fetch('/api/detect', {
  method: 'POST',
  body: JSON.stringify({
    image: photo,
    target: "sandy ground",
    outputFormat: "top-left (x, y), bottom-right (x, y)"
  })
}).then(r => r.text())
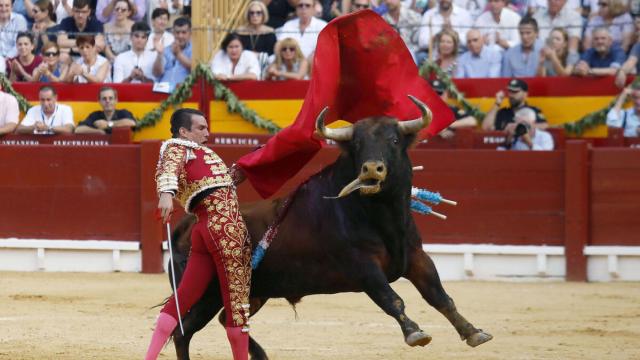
top-left (0, 272), bottom-right (639, 360)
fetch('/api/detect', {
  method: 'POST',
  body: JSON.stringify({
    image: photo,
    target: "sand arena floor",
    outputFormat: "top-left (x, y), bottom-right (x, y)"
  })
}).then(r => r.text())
top-left (0, 272), bottom-right (639, 360)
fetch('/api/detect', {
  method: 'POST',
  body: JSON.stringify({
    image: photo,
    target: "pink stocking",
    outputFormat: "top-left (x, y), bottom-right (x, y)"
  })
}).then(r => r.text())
top-left (226, 327), bottom-right (249, 360)
top-left (144, 312), bottom-right (177, 360)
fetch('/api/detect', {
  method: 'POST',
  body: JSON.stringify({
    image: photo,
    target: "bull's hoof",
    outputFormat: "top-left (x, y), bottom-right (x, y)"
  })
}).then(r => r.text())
top-left (465, 330), bottom-right (493, 347)
top-left (405, 331), bottom-right (432, 347)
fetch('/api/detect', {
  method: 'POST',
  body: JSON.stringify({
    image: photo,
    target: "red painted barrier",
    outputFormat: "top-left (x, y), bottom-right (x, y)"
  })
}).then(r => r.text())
top-left (1, 143), bottom-right (639, 275)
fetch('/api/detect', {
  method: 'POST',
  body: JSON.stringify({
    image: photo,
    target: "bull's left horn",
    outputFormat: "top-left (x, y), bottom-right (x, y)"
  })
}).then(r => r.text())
top-left (398, 95), bottom-right (433, 135)
top-left (315, 106), bottom-right (354, 142)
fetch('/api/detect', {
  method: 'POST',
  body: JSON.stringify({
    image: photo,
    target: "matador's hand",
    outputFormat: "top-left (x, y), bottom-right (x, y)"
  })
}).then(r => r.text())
top-left (230, 164), bottom-right (247, 186)
top-left (158, 192), bottom-right (174, 223)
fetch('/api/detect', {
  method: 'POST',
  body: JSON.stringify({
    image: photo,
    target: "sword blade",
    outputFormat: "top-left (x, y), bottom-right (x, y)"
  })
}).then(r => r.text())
top-left (166, 222), bottom-right (185, 336)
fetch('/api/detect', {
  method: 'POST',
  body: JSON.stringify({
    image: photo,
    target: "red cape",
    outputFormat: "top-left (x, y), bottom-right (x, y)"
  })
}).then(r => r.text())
top-left (237, 10), bottom-right (454, 199)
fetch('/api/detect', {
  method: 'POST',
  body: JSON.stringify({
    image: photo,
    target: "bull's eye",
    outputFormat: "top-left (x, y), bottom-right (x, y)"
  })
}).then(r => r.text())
top-left (392, 137), bottom-right (399, 145)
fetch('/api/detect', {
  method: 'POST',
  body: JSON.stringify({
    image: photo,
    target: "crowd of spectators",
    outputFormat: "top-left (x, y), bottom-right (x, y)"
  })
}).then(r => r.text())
top-left (0, 0), bottom-right (640, 145)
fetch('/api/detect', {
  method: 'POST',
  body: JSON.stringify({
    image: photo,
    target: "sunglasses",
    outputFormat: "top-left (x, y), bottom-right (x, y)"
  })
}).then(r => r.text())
top-left (353, 3), bottom-right (370, 8)
top-left (297, 3), bottom-right (312, 8)
top-left (114, 7), bottom-right (129, 12)
top-left (597, 2), bottom-right (608, 5)
top-left (248, 10), bottom-right (263, 16)
top-left (43, 51), bottom-right (59, 57)
top-left (281, 46), bottom-right (296, 52)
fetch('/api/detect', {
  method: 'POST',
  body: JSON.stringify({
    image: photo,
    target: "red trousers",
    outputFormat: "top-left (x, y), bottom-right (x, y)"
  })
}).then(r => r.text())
top-left (161, 187), bottom-right (252, 329)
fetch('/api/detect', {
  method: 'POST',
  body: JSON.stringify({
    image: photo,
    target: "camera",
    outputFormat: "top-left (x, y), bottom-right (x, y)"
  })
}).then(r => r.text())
top-left (514, 123), bottom-right (529, 137)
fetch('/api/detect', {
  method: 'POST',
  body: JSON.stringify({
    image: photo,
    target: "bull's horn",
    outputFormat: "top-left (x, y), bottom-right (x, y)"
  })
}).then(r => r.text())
top-left (315, 106), bottom-right (354, 142)
top-left (323, 178), bottom-right (366, 199)
top-left (398, 95), bottom-right (433, 135)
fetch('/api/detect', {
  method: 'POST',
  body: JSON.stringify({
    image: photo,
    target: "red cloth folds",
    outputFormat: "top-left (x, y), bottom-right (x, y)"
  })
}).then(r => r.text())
top-left (237, 10), bottom-right (454, 199)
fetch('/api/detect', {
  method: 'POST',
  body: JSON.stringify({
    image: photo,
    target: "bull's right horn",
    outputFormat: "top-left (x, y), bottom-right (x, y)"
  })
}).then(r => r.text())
top-left (315, 106), bottom-right (354, 142)
top-left (398, 95), bottom-right (433, 135)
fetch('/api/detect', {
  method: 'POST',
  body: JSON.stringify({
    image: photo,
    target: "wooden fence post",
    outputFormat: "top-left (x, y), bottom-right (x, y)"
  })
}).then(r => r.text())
top-left (140, 140), bottom-right (164, 273)
top-left (564, 140), bottom-right (590, 281)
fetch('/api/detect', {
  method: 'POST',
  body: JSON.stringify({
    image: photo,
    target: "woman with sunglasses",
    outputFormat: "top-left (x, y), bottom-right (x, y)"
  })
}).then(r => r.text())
top-left (103, 0), bottom-right (135, 62)
top-left (30, 0), bottom-right (57, 55)
top-left (210, 32), bottom-right (261, 81)
top-left (266, 38), bottom-right (309, 80)
top-left (6, 32), bottom-right (43, 82)
top-left (236, 1), bottom-right (277, 56)
top-left (32, 42), bottom-right (69, 82)
top-left (583, 0), bottom-right (634, 52)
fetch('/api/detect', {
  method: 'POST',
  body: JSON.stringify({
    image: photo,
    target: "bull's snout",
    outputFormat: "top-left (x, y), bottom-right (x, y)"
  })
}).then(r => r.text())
top-left (361, 161), bottom-right (387, 181)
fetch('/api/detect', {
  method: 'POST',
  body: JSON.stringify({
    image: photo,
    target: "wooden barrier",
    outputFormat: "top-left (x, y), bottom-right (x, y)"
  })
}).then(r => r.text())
top-left (1, 142), bottom-right (639, 275)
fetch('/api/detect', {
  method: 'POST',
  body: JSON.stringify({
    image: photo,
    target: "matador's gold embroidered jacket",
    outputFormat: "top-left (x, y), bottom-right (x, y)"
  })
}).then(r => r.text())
top-left (156, 138), bottom-right (233, 213)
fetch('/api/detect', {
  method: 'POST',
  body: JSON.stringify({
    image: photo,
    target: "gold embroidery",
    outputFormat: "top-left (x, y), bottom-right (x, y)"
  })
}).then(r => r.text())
top-left (203, 188), bottom-right (252, 328)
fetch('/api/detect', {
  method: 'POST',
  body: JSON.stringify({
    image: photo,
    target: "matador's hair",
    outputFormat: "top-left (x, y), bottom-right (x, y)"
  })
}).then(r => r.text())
top-left (170, 108), bottom-right (205, 138)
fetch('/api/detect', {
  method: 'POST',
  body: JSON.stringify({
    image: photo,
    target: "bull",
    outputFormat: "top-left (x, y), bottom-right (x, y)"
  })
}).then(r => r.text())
top-left (168, 97), bottom-right (492, 359)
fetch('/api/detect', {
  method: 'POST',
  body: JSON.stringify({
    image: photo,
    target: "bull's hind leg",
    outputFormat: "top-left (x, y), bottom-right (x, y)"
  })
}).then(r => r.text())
top-left (218, 297), bottom-right (270, 360)
top-left (405, 248), bottom-right (493, 347)
top-left (356, 260), bottom-right (432, 347)
top-left (173, 282), bottom-right (223, 360)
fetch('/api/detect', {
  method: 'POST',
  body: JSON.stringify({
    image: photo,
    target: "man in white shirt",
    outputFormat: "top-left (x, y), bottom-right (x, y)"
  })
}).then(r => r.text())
top-left (418, 0), bottom-right (473, 52)
top-left (17, 86), bottom-right (74, 135)
top-left (0, 82), bottom-right (19, 135)
top-left (0, 0), bottom-right (27, 58)
top-left (533, 0), bottom-right (582, 53)
top-left (506, 107), bottom-right (554, 150)
top-left (276, 0), bottom-right (327, 59)
top-left (113, 22), bottom-right (158, 83)
top-left (474, 0), bottom-right (521, 50)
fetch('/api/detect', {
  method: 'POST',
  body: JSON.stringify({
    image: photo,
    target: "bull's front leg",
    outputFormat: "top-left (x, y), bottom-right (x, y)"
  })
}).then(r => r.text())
top-left (404, 247), bottom-right (493, 347)
top-left (354, 259), bottom-right (433, 347)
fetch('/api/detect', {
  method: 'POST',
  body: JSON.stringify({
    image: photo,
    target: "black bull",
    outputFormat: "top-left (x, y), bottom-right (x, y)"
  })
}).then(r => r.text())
top-left (167, 99), bottom-right (492, 359)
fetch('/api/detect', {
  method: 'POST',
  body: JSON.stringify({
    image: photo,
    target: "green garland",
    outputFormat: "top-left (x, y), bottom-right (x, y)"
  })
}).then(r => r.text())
top-left (562, 75), bottom-right (640, 135)
top-left (135, 63), bottom-right (282, 133)
top-left (419, 61), bottom-right (486, 121)
top-left (0, 73), bottom-right (32, 113)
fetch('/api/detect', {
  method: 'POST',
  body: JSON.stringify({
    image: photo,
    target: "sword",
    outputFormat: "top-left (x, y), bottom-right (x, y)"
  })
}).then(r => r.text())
top-left (166, 222), bottom-right (185, 336)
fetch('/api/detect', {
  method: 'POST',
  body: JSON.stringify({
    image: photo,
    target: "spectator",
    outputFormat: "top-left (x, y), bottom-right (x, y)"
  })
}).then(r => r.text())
top-left (456, 28), bottom-right (502, 78)
top-left (533, 0), bottom-right (582, 54)
top-left (266, 37), bottom-right (309, 80)
top-left (614, 41), bottom-right (640, 88)
top-left (433, 28), bottom-right (459, 76)
top-left (501, 16), bottom-right (541, 77)
top-left (504, 107), bottom-right (554, 150)
top-left (103, 0), bottom-right (135, 62)
top-left (430, 79), bottom-right (478, 139)
top-left (382, 0), bottom-right (421, 59)
top-left (17, 85), bottom-right (74, 134)
top-left (57, 0), bottom-right (106, 57)
top-left (11, 0), bottom-right (33, 22)
top-left (265, 0), bottom-right (297, 29)
top-left (30, 0), bottom-right (58, 55)
top-left (6, 32), bottom-right (43, 82)
top-left (573, 27), bottom-right (625, 77)
top-left (145, 7), bottom-right (174, 52)
top-left (418, 0), bottom-right (473, 59)
top-left (236, 1), bottom-right (277, 56)
top-left (276, 0), bottom-right (327, 59)
top-left (630, 14), bottom-right (640, 46)
top-left (314, 0), bottom-right (343, 21)
top-left (583, 0), bottom-right (634, 53)
top-left (0, 0), bottom-right (28, 59)
top-left (97, 0), bottom-right (146, 23)
top-left (606, 84), bottom-right (640, 137)
top-left (482, 78), bottom-right (547, 131)
top-left (0, 54), bottom-right (5, 73)
top-left (473, 0), bottom-right (521, 50)
top-left (66, 34), bottom-right (112, 83)
top-left (349, 0), bottom-right (371, 13)
top-left (0, 82), bottom-right (19, 135)
top-left (536, 27), bottom-right (578, 76)
top-left (113, 21), bottom-right (156, 83)
top-left (76, 86), bottom-right (136, 134)
top-left (211, 33), bottom-right (260, 81)
top-left (152, 16), bottom-right (192, 89)
top-left (147, 0), bottom-right (185, 26)
top-left (32, 42), bottom-right (70, 82)
top-left (455, 0), bottom-right (486, 20)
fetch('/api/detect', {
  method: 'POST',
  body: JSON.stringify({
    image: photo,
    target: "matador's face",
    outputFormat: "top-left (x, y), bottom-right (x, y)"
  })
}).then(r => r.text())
top-left (181, 115), bottom-right (209, 144)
